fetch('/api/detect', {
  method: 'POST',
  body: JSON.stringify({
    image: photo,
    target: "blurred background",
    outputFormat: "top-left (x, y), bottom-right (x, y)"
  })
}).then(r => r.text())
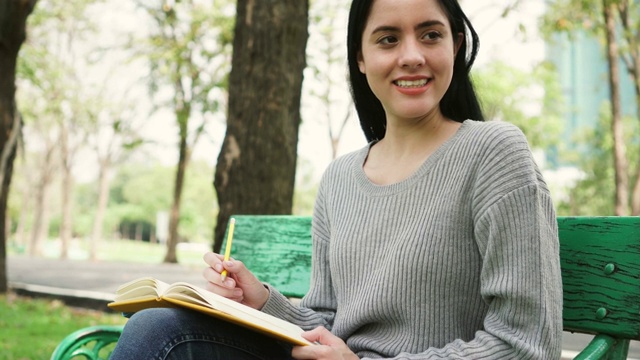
top-left (2, 0), bottom-right (638, 266)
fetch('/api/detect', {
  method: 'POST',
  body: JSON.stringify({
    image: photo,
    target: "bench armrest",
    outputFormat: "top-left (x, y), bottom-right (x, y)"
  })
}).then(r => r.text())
top-left (50, 325), bottom-right (124, 360)
top-left (573, 334), bottom-right (630, 360)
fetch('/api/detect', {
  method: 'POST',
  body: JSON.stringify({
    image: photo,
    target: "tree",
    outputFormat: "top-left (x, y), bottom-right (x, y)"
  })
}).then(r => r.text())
top-left (307, 0), bottom-right (353, 160)
top-left (473, 60), bottom-right (564, 151)
top-left (558, 109), bottom-right (638, 215)
top-left (134, 0), bottom-right (234, 263)
top-left (213, 0), bottom-right (309, 252)
top-left (26, 126), bottom-right (57, 257)
top-left (602, 0), bottom-right (628, 215)
top-left (543, 0), bottom-right (640, 215)
top-left (617, 0), bottom-right (640, 214)
top-left (86, 99), bottom-right (142, 260)
top-left (16, 0), bottom-right (98, 257)
top-left (0, 0), bottom-right (39, 293)
top-left (104, 160), bottom-right (216, 244)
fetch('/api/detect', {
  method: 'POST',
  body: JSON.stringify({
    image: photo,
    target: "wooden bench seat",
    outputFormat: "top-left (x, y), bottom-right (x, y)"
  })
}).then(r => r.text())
top-left (51, 215), bottom-right (640, 360)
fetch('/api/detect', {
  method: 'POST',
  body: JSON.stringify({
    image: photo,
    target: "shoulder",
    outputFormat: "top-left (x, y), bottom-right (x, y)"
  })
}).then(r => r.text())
top-left (459, 120), bottom-right (546, 191)
top-left (458, 120), bottom-right (533, 165)
top-left (461, 120), bottom-right (529, 148)
top-left (313, 144), bottom-right (369, 217)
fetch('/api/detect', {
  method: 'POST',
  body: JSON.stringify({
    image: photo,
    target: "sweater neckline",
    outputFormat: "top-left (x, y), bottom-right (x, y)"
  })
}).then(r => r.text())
top-left (352, 120), bottom-right (474, 196)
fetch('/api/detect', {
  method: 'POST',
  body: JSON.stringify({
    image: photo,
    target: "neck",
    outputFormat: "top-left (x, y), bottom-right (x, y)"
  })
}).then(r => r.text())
top-left (380, 112), bottom-right (454, 157)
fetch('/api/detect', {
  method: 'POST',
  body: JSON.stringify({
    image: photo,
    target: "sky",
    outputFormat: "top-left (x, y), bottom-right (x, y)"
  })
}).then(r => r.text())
top-left (71, 0), bottom-right (548, 183)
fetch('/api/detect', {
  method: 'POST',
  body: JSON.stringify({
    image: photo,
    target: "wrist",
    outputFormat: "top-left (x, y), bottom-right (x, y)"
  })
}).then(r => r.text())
top-left (254, 284), bottom-right (270, 310)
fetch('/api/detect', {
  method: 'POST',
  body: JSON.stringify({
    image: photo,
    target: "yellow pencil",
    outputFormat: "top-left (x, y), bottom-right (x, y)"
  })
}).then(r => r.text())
top-left (220, 218), bottom-right (235, 282)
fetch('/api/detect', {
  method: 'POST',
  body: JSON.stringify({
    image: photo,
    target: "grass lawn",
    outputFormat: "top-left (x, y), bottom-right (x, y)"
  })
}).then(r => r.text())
top-left (0, 292), bottom-right (127, 360)
top-left (10, 237), bottom-right (210, 268)
top-left (4, 238), bottom-right (210, 359)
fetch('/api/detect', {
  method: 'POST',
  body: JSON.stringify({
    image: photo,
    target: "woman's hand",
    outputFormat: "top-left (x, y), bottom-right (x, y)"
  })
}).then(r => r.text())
top-left (292, 327), bottom-right (359, 360)
top-left (202, 251), bottom-right (269, 310)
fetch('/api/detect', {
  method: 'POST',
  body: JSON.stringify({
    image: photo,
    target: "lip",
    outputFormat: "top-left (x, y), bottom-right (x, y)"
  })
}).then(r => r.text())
top-left (393, 75), bottom-right (431, 95)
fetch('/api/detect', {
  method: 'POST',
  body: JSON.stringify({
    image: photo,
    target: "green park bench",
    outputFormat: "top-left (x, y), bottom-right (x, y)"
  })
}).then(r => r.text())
top-left (51, 215), bottom-right (640, 360)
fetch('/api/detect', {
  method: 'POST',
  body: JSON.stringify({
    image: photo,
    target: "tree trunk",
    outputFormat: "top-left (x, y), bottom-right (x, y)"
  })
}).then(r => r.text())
top-left (29, 142), bottom-right (55, 256)
top-left (630, 58), bottom-right (640, 215)
top-left (89, 158), bottom-right (111, 261)
top-left (15, 187), bottom-right (29, 251)
top-left (30, 180), bottom-right (50, 256)
top-left (59, 125), bottom-right (72, 259)
top-left (603, 0), bottom-right (628, 215)
top-left (163, 117), bottom-right (192, 262)
top-left (0, 0), bottom-right (38, 293)
top-left (213, 0), bottom-right (309, 252)
top-left (617, 0), bottom-right (640, 215)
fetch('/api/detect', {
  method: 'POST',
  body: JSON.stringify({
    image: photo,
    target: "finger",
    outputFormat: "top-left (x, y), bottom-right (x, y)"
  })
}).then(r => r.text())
top-left (202, 268), bottom-right (245, 299)
top-left (203, 252), bottom-right (225, 272)
top-left (219, 259), bottom-right (252, 283)
top-left (291, 343), bottom-right (324, 360)
top-left (302, 326), bottom-right (331, 343)
top-left (206, 286), bottom-right (245, 303)
top-left (296, 327), bottom-right (355, 360)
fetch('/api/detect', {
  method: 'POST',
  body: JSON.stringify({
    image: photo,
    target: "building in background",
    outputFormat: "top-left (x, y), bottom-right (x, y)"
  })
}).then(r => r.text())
top-left (540, 31), bottom-right (636, 204)
top-left (548, 31), bottom-right (636, 158)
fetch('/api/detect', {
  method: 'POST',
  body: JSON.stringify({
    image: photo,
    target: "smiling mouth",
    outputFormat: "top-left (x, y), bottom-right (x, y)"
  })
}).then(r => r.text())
top-left (394, 79), bottom-right (430, 88)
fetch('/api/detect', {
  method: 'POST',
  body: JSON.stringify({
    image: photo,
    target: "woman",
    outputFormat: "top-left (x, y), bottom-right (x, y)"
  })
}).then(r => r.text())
top-left (111, 0), bottom-right (563, 358)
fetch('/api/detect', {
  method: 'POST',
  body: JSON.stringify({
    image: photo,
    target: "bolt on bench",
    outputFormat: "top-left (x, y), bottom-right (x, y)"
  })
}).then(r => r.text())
top-left (51, 216), bottom-right (640, 360)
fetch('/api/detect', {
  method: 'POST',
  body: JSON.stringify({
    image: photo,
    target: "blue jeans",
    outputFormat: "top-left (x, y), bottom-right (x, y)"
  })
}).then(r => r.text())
top-left (110, 308), bottom-right (294, 359)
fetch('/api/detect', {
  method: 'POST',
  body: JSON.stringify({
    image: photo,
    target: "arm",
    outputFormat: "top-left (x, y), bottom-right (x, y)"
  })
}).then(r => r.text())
top-left (353, 184), bottom-right (562, 360)
top-left (388, 129), bottom-right (562, 359)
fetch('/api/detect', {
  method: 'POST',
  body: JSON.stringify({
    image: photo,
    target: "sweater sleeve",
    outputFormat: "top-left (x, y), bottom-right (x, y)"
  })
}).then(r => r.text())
top-left (472, 185), bottom-right (562, 359)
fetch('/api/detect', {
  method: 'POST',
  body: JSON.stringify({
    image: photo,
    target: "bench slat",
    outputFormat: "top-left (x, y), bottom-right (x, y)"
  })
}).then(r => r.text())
top-left (224, 215), bottom-right (313, 298)
top-left (559, 217), bottom-right (640, 339)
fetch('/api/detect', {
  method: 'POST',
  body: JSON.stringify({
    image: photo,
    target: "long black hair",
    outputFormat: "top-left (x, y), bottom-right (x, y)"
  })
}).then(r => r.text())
top-left (347, 0), bottom-right (485, 142)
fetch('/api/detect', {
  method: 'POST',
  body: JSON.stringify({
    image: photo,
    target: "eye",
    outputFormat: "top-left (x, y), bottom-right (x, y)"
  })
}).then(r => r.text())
top-left (422, 31), bottom-right (443, 41)
top-left (377, 35), bottom-right (398, 45)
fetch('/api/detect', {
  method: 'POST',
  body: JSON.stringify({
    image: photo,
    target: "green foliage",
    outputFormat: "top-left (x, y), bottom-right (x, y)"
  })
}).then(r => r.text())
top-left (556, 106), bottom-right (640, 215)
top-left (133, 0), bottom-right (234, 121)
top-left (473, 61), bottom-right (565, 151)
top-left (540, 0), bottom-right (603, 39)
top-left (541, 0), bottom-right (640, 214)
top-left (105, 160), bottom-right (216, 242)
top-left (17, 0), bottom-right (102, 129)
top-left (0, 294), bottom-right (125, 359)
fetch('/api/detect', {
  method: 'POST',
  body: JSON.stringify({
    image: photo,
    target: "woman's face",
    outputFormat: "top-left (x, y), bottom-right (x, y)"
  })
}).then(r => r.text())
top-left (357, 0), bottom-right (461, 123)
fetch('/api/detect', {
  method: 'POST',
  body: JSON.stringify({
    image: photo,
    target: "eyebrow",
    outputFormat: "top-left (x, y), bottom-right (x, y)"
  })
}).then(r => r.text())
top-left (371, 20), bottom-right (447, 35)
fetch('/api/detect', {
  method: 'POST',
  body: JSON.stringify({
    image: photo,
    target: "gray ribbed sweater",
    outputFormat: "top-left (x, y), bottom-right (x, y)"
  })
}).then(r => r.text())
top-left (262, 120), bottom-right (563, 359)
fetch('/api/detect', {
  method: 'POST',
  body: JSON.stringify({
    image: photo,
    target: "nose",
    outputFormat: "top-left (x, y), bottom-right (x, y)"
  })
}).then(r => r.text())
top-left (398, 39), bottom-right (424, 68)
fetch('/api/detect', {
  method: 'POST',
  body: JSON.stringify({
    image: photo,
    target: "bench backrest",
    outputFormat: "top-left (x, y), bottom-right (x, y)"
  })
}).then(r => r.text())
top-left (226, 215), bottom-right (640, 341)
top-left (227, 215), bottom-right (312, 298)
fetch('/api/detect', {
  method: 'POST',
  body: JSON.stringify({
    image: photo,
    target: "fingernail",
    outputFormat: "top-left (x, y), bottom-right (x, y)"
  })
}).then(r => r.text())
top-left (233, 289), bottom-right (242, 296)
top-left (214, 264), bottom-right (222, 272)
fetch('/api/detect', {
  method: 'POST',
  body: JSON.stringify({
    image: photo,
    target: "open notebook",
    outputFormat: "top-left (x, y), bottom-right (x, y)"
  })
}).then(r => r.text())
top-left (107, 277), bottom-right (311, 346)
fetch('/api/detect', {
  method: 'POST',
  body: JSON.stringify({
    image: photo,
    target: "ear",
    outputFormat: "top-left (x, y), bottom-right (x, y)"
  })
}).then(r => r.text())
top-left (454, 33), bottom-right (464, 57)
top-left (357, 51), bottom-right (366, 74)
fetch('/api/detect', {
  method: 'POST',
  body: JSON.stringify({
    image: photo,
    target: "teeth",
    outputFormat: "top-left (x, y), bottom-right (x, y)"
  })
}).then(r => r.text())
top-left (396, 79), bottom-right (428, 88)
